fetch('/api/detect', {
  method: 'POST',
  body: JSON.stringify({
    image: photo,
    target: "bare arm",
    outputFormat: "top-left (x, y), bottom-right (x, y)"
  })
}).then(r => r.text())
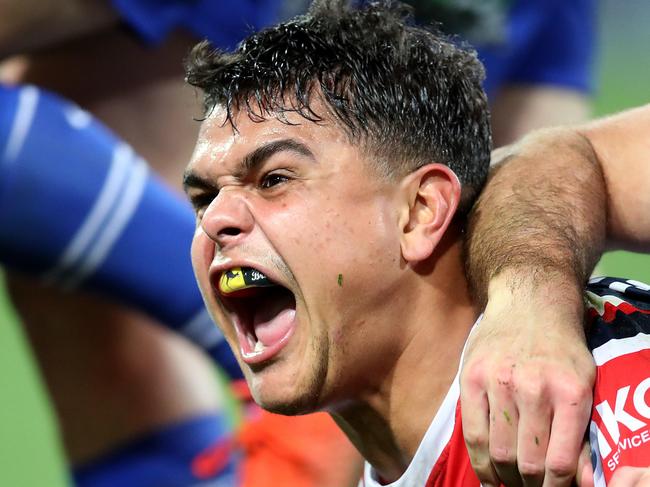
top-left (462, 104), bottom-right (650, 486)
top-left (466, 126), bottom-right (606, 305)
top-left (470, 102), bottom-right (650, 298)
top-left (0, 0), bottom-right (118, 59)
top-left (580, 104), bottom-right (650, 251)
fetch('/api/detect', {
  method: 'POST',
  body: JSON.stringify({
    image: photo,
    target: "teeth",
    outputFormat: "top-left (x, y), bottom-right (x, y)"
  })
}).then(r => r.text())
top-left (246, 332), bottom-right (256, 350)
top-left (242, 337), bottom-right (266, 358)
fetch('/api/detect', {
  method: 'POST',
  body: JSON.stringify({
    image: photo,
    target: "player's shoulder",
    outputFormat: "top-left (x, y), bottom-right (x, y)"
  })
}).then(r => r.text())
top-left (585, 276), bottom-right (650, 354)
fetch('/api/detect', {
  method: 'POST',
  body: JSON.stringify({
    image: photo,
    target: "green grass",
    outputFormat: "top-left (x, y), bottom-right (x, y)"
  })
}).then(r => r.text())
top-left (593, 0), bottom-right (650, 282)
top-left (0, 274), bottom-right (68, 486)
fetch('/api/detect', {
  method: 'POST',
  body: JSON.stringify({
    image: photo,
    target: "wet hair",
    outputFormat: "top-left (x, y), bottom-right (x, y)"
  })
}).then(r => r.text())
top-left (185, 0), bottom-right (491, 215)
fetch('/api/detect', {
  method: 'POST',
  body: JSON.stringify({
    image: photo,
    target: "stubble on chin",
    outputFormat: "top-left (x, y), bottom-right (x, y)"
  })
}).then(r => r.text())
top-left (252, 336), bottom-right (330, 416)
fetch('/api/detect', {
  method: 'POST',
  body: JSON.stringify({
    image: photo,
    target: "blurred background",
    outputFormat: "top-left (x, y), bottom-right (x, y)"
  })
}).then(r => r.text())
top-left (0, 0), bottom-right (649, 484)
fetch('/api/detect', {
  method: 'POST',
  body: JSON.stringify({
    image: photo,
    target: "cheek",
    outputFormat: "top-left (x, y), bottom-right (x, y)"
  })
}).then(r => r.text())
top-left (258, 190), bottom-right (399, 294)
top-left (190, 227), bottom-right (215, 289)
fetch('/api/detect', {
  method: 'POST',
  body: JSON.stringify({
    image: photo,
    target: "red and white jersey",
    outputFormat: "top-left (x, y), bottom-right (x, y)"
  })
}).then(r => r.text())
top-left (362, 322), bottom-right (482, 487)
top-left (362, 277), bottom-right (650, 487)
top-left (586, 277), bottom-right (650, 486)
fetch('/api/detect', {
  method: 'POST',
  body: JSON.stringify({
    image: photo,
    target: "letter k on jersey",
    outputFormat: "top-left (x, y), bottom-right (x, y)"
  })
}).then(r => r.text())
top-left (590, 340), bottom-right (650, 483)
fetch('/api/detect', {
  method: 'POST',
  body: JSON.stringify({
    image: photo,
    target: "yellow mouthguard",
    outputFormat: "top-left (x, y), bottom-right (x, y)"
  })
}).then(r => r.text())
top-left (219, 267), bottom-right (247, 294)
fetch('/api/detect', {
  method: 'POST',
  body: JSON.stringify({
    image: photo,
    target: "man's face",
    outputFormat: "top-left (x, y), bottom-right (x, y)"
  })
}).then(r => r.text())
top-left (186, 105), bottom-right (408, 414)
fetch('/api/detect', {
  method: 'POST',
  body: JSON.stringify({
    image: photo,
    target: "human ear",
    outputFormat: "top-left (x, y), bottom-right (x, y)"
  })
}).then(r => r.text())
top-left (398, 163), bottom-right (461, 262)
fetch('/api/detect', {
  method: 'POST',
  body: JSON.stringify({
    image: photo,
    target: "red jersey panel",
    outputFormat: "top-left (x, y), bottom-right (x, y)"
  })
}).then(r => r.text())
top-left (586, 277), bottom-right (650, 486)
top-left (425, 402), bottom-right (482, 487)
top-left (363, 277), bottom-right (650, 487)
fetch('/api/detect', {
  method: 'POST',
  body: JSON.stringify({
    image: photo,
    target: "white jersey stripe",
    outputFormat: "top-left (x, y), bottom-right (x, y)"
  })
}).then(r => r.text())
top-left (627, 279), bottom-right (650, 291)
top-left (62, 156), bottom-right (149, 289)
top-left (589, 276), bottom-right (606, 284)
top-left (2, 86), bottom-right (39, 165)
top-left (592, 333), bottom-right (650, 366)
top-left (589, 421), bottom-right (607, 487)
top-left (43, 143), bottom-right (133, 285)
top-left (609, 281), bottom-right (631, 294)
top-left (363, 317), bottom-right (482, 487)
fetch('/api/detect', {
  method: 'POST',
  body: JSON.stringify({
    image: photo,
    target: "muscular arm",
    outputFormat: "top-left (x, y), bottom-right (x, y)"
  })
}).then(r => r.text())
top-left (580, 104), bottom-right (650, 251)
top-left (470, 102), bottom-right (650, 298)
top-left (462, 104), bottom-right (650, 486)
top-left (466, 126), bottom-right (606, 306)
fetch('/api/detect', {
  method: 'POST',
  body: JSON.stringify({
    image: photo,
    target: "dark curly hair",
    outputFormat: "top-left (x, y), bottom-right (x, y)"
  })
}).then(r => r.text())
top-left (185, 0), bottom-right (491, 215)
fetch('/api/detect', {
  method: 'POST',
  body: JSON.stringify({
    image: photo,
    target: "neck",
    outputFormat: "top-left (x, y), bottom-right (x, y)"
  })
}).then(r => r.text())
top-left (333, 231), bottom-right (478, 482)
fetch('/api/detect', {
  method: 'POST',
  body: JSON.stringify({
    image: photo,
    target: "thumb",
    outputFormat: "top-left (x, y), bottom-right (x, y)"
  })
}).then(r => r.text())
top-left (575, 441), bottom-right (594, 487)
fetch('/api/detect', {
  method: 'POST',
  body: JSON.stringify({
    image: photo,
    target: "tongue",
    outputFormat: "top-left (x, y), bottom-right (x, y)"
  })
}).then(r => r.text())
top-left (253, 293), bottom-right (296, 347)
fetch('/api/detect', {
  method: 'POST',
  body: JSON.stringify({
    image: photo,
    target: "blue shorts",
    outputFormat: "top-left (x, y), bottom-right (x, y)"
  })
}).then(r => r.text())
top-left (72, 414), bottom-right (239, 487)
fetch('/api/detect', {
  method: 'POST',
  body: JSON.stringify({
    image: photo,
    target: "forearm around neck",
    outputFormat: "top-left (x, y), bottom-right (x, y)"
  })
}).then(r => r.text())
top-left (464, 128), bottom-right (606, 306)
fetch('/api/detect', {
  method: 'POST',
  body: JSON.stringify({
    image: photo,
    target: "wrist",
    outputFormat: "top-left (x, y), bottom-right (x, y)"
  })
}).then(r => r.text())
top-left (485, 268), bottom-right (585, 322)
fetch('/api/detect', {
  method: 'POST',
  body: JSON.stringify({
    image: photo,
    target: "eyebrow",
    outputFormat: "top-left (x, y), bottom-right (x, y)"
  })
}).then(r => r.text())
top-left (183, 138), bottom-right (315, 192)
top-left (182, 171), bottom-right (215, 193)
top-left (237, 138), bottom-right (315, 178)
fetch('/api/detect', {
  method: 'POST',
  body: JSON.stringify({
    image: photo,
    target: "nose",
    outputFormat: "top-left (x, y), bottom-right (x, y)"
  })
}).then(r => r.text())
top-left (200, 189), bottom-right (254, 249)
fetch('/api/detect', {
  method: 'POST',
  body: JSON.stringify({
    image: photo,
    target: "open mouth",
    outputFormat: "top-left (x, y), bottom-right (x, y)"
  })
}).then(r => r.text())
top-left (217, 267), bottom-right (297, 364)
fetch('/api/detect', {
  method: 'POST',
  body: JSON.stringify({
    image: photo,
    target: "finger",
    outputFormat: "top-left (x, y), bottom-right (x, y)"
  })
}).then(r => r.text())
top-left (487, 370), bottom-right (522, 487)
top-left (461, 372), bottom-right (500, 486)
top-left (542, 395), bottom-right (592, 487)
top-left (631, 467), bottom-right (650, 487)
top-left (637, 467), bottom-right (650, 487)
top-left (515, 386), bottom-right (551, 487)
top-left (609, 467), bottom-right (649, 487)
top-left (575, 441), bottom-right (594, 487)
top-left (639, 468), bottom-right (650, 487)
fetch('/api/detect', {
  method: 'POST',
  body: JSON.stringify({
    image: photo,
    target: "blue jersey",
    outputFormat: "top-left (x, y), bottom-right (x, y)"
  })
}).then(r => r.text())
top-left (0, 84), bottom-right (243, 380)
top-left (73, 414), bottom-right (238, 487)
top-left (110, 0), bottom-right (595, 96)
top-left (475, 0), bottom-right (595, 96)
top-left (398, 0), bottom-right (595, 96)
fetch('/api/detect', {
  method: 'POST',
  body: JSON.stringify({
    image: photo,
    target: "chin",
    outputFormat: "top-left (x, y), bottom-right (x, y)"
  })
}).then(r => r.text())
top-left (250, 386), bottom-right (321, 415)
top-left (248, 366), bottom-right (326, 416)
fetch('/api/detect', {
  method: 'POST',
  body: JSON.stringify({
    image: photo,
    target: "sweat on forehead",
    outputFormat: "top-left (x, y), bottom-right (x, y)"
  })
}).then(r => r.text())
top-left (185, 0), bottom-right (492, 215)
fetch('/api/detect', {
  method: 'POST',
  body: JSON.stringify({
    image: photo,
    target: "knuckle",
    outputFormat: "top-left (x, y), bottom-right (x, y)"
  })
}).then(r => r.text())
top-left (519, 377), bottom-right (545, 403)
top-left (489, 445), bottom-right (516, 466)
top-left (546, 456), bottom-right (576, 478)
top-left (493, 366), bottom-right (516, 390)
top-left (462, 363), bottom-right (488, 389)
top-left (556, 381), bottom-right (593, 406)
top-left (464, 431), bottom-right (488, 450)
top-left (518, 460), bottom-right (545, 478)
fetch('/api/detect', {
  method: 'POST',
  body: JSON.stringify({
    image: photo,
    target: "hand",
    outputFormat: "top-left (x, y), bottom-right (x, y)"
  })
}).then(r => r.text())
top-left (460, 272), bottom-right (596, 486)
top-left (610, 467), bottom-right (650, 487)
